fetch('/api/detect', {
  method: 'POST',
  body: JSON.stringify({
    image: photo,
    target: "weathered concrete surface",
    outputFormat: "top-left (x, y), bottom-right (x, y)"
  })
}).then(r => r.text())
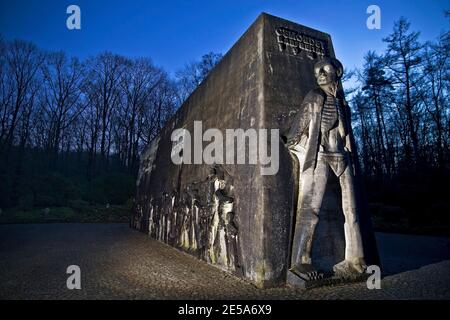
top-left (134, 12), bottom-right (269, 286)
top-left (133, 13), bottom-right (378, 288)
top-left (0, 224), bottom-right (449, 300)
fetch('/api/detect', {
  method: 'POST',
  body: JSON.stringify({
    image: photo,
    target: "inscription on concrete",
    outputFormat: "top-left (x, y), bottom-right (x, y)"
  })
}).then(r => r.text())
top-left (276, 27), bottom-right (326, 56)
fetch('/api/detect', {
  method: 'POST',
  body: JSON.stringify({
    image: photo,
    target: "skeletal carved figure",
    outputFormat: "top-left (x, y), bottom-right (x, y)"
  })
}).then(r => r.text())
top-left (207, 165), bottom-right (239, 271)
top-left (285, 57), bottom-right (367, 281)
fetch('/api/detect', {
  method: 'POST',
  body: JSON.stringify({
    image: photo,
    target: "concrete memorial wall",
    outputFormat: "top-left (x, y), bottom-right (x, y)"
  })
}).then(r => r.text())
top-left (132, 13), bottom-right (379, 288)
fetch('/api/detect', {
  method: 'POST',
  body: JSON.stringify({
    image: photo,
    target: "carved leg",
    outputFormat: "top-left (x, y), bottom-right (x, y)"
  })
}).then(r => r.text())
top-left (334, 164), bottom-right (367, 276)
top-left (290, 159), bottom-right (329, 281)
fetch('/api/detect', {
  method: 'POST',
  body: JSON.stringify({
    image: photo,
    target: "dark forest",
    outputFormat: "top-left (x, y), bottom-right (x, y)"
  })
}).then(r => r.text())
top-left (0, 17), bottom-right (448, 234)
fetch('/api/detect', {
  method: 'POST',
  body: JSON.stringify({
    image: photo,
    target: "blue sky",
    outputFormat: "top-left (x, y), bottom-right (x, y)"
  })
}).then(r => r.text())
top-left (0, 0), bottom-right (448, 78)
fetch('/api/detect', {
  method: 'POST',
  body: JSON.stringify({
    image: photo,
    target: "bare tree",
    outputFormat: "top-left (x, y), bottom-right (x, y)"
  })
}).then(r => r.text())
top-left (418, 34), bottom-right (449, 169)
top-left (40, 52), bottom-right (84, 156)
top-left (383, 18), bottom-right (424, 167)
top-left (0, 40), bottom-right (43, 151)
top-left (360, 51), bottom-right (395, 177)
top-left (175, 51), bottom-right (222, 104)
top-left (116, 57), bottom-right (165, 171)
top-left (82, 52), bottom-right (127, 172)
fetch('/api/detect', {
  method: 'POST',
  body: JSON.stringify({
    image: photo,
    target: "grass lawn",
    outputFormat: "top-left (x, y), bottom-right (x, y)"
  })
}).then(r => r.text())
top-left (0, 204), bottom-right (130, 224)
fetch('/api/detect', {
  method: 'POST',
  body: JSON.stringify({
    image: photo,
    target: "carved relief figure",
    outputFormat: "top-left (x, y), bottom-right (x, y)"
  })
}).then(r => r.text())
top-left (285, 57), bottom-right (367, 281)
top-left (206, 165), bottom-right (239, 271)
top-left (140, 165), bottom-right (240, 273)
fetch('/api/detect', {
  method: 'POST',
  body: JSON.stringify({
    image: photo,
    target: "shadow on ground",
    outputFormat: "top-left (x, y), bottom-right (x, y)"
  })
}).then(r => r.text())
top-left (375, 232), bottom-right (450, 275)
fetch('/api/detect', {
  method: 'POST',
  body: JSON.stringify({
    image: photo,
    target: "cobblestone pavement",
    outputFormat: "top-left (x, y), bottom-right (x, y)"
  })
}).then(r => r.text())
top-left (0, 223), bottom-right (449, 300)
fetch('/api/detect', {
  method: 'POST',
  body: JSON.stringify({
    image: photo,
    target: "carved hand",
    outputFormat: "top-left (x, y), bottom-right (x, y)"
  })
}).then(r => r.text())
top-left (344, 136), bottom-right (352, 153)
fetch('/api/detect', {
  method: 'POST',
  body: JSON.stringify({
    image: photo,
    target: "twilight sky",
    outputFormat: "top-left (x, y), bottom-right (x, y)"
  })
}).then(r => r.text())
top-left (0, 0), bottom-right (448, 78)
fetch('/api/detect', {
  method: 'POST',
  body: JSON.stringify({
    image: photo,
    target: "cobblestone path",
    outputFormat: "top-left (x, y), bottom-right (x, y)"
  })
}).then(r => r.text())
top-left (1, 223), bottom-right (449, 299)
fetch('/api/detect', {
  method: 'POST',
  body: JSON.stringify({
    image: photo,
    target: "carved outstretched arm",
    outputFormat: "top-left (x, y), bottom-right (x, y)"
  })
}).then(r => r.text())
top-left (285, 102), bottom-right (312, 147)
top-left (341, 98), bottom-right (353, 153)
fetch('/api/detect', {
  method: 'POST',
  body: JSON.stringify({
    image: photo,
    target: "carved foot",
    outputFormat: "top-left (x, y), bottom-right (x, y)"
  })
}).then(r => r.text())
top-left (333, 258), bottom-right (367, 278)
top-left (290, 264), bottom-right (324, 281)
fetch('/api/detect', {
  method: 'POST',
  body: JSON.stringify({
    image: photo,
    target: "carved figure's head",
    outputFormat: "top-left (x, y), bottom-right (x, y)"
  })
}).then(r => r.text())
top-left (216, 179), bottom-right (226, 190)
top-left (314, 57), bottom-right (343, 86)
